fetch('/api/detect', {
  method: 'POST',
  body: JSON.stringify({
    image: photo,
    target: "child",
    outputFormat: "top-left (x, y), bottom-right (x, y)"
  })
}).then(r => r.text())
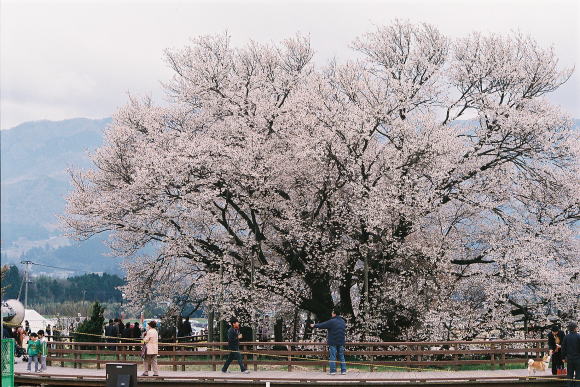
top-left (22, 329), bottom-right (29, 362)
top-left (26, 332), bottom-right (40, 372)
top-left (37, 330), bottom-right (48, 372)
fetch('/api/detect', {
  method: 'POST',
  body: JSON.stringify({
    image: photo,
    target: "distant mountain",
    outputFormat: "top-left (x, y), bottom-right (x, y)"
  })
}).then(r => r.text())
top-left (0, 118), bottom-right (123, 275)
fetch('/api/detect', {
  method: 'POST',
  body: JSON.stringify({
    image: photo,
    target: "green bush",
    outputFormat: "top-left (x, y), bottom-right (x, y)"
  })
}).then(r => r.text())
top-left (74, 302), bottom-right (105, 343)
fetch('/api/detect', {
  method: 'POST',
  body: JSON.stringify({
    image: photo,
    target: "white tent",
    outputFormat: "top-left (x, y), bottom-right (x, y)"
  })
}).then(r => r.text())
top-left (24, 309), bottom-right (56, 334)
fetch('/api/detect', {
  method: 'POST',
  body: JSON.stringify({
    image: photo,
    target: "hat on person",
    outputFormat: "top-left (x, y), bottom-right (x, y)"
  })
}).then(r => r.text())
top-left (229, 317), bottom-right (239, 324)
top-left (567, 322), bottom-right (578, 330)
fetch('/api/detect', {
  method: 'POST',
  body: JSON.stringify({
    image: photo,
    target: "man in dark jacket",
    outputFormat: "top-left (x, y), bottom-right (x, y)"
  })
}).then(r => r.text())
top-left (548, 324), bottom-right (566, 375)
top-left (132, 322), bottom-right (142, 339)
top-left (116, 319), bottom-right (125, 339)
top-left (562, 322), bottom-right (580, 387)
top-left (104, 319), bottom-right (118, 350)
top-left (182, 317), bottom-right (193, 339)
top-left (311, 309), bottom-right (347, 375)
top-left (221, 317), bottom-right (250, 374)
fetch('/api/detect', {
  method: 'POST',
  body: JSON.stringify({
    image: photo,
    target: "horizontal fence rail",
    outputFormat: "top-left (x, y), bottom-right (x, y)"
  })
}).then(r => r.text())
top-left (43, 339), bottom-right (549, 372)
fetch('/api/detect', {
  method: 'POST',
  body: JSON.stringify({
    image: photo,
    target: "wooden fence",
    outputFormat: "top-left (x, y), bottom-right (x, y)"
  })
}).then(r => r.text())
top-left (44, 339), bottom-right (549, 372)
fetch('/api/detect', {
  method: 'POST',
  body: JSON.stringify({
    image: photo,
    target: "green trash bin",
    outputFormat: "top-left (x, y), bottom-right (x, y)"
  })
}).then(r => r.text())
top-left (1, 338), bottom-right (15, 387)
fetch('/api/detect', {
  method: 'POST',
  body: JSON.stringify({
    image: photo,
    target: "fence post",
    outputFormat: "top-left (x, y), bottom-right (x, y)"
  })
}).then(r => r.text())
top-left (211, 343), bottom-right (217, 372)
top-left (181, 344), bottom-right (186, 372)
top-left (253, 342), bottom-right (257, 372)
top-left (173, 344), bottom-right (178, 371)
top-left (46, 341), bottom-right (52, 367)
top-left (96, 344), bottom-right (101, 370)
top-left (287, 344), bottom-right (292, 372)
top-left (370, 345), bottom-right (375, 372)
top-left (490, 343), bottom-right (495, 370)
top-left (500, 342), bottom-right (506, 370)
top-left (452, 344), bottom-right (459, 371)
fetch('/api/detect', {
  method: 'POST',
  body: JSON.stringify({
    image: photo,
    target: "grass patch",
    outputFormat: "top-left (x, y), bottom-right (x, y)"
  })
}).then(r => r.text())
top-left (48, 353), bottom-right (530, 373)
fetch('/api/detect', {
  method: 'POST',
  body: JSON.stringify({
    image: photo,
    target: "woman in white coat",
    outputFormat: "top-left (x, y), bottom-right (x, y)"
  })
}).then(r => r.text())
top-left (142, 320), bottom-right (159, 376)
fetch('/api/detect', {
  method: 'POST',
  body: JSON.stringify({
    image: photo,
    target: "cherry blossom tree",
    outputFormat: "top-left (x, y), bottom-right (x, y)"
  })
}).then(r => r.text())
top-left (64, 21), bottom-right (579, 340)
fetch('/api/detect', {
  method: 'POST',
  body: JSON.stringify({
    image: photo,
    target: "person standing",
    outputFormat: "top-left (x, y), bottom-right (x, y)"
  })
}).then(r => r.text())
top-left (182, 317), bottom-right (192, 340)
top-left (26, 333), bottom-right (40, 372)
top-left (177, 318), bottom-right (184, 341)
top-left (105, 319), bottom-right (119, 350)
top-left (21, 328), bottom-right (30, 362)
top-left (258, 316), bottom-right (271, 342)
top-left (122, 322), bottom-right (132, 350)
top-left (310, 309), bottom-right (347, 375)
top-left (142, 320), bottom-right (159, 376)
top-left (14, 326), bottom-right (25, 358)
top-left (221, 317), bottom-right (250, 374)
top-left (117, 319), bottom-right (125, 343)
top-left (133, 322), bottom-right (142, 340)
top-left (548, 324), bottom-right (566, 375)
top-left (562, 322), bottom-right (580, 387)
top-left (37, 330), bottom-right (48, 372)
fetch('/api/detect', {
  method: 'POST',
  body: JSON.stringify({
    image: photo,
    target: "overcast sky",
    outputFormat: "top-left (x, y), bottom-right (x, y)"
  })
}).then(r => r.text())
top-left (1, 0), bottom-right (579, 130)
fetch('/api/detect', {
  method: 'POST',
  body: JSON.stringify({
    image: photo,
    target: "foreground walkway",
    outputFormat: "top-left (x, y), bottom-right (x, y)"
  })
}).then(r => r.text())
top-left (14, 361), bottom-right (564, 385)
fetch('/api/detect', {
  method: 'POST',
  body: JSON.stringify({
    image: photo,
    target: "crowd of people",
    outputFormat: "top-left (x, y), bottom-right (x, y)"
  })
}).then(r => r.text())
top-left (104, 318), bottom-right (143, 349)
top-left (2, 313), bottom-right (578, 384)
top-left (1, 324), bottom-right (49, 373)
top-left (548, 322), bottom-right (580, 386)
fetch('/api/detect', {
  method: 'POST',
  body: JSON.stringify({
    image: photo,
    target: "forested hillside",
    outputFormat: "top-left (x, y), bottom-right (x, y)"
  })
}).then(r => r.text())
top-left (1, 265), bottom-right (124, 304)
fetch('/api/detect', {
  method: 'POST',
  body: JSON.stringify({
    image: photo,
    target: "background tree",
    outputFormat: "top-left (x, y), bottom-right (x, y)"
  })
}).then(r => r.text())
top-left (1, 265), bottom-right (21, 299)
top-left (64, 21), bottom-right (579, 340)
top-left (74, 301), bottom-right (105, 343)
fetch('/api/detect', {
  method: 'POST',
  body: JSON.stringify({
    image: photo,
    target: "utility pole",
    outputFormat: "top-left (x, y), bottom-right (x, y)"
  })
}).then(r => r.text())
top-left (21, 260), bottom-right (32, 311)
top-left (82, 290), bottom-right (87, 317)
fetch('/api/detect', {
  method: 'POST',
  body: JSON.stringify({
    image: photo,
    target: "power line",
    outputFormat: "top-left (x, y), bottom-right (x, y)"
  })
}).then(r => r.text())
top-left (21, 260), bottom-right (92, 273)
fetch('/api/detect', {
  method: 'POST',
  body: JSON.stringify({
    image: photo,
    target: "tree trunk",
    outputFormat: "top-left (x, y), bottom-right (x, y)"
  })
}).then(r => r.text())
top-left (208, 310), bottom-right (214, 342)
top-left (292, 308), bottom-right (299, 343)
top-left (300, 273), bottom-right (334, 321)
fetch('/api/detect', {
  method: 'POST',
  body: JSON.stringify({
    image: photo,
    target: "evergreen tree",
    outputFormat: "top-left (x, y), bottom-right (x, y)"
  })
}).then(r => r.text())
top-left (1, 265), bottom-right (22, 299)
top-left (74, 301), bottom-right (105, 343)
